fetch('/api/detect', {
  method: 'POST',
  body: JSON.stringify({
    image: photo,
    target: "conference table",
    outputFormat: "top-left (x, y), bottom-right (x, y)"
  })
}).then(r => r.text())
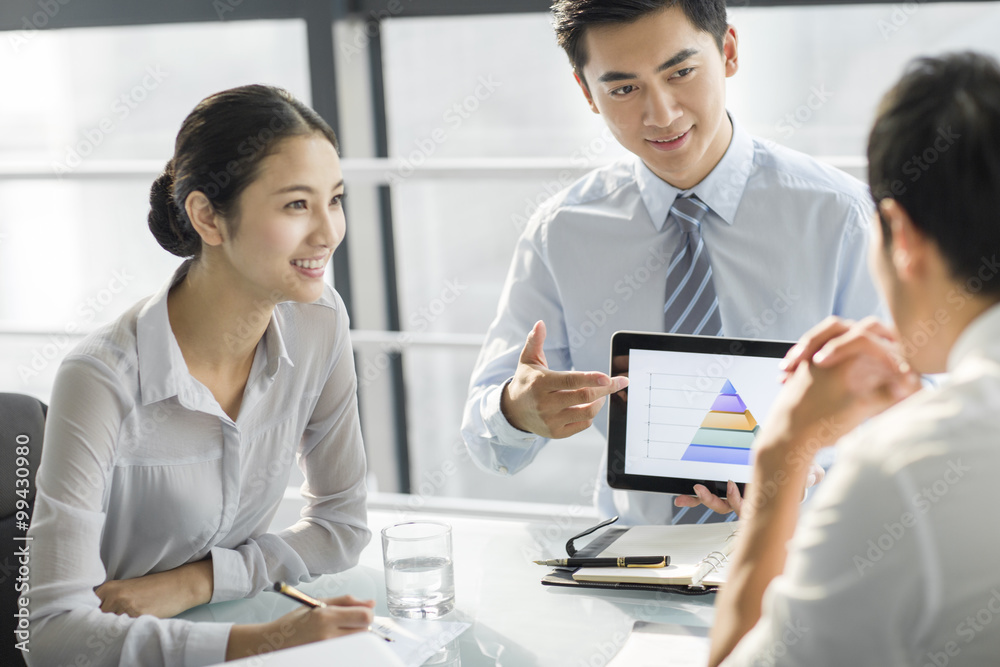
top-left (178, 504), bottom-right (717, 666)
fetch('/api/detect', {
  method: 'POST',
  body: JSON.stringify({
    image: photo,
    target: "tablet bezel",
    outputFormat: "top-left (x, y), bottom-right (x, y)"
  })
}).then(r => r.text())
top-left (606, 331), bottom-right (794, 498)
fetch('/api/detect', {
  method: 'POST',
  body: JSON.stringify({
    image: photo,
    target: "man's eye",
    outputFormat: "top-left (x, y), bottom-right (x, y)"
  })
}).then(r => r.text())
top-left (611, 84), bottom-right (636, 97)
top-left (673, 67), bottom-right (694, 79)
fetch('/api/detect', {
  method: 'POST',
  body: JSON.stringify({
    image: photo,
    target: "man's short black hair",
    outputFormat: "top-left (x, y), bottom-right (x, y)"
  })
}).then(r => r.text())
top-left (551, 0), bottom-right (729, 85)
top-left (868, 52), bottom-right (1000, 297)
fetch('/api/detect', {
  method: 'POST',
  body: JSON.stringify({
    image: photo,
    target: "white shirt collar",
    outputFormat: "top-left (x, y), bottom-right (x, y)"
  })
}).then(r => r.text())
top-left (135, 260), bottom-right (293, 408)
top-left (634, 113), bottom-right (754, 231)
top-left (946, 301), bottom-right (1000, 372)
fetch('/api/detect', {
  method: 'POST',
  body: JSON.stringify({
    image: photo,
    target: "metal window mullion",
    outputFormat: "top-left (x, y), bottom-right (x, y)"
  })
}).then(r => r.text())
top-left (367, 20), bottom-right (412, 494)
top-left (306, 1), bottom-right (354, 319)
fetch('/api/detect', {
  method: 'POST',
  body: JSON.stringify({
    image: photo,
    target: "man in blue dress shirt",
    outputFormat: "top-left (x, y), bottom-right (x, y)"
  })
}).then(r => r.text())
top-left (462, 0), bottom-right (882, 524)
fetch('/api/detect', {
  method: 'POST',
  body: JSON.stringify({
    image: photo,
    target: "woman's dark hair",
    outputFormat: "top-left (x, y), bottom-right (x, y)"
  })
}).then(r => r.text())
top-left (551, 0), bottom-right (728, 86)
top-left (868, 52), bottom-right (1000, 296)
top-left (148, 84), bottom-right (339, 258)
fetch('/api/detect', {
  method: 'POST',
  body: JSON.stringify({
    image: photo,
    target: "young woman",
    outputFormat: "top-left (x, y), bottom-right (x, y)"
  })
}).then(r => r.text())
top-left (27, 85), bottom-right (375, 666)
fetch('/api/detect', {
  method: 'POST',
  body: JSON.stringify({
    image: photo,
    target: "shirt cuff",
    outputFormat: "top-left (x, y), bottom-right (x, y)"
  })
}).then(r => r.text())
top-left (184, 621), bottom-right (232, 667)
top-left (483, 379), bottom-right (541, 451)
top-left (209, 546), bottom-right (251, 603)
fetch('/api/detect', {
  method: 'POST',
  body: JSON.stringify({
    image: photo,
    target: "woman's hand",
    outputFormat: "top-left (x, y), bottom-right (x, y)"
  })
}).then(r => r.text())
top-left (226, 595), bottom-right (375, 660)
top-left (95, 559), bottom-right (214, 619)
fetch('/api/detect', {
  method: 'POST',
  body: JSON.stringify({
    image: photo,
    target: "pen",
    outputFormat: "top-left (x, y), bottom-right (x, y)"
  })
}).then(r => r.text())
top-left (272, 581), bottom-right (393, 642)
top-left (532, 555), bottom-right (669, 568)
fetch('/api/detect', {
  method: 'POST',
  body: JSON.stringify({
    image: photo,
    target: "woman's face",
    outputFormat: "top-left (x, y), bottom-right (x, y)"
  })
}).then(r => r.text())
top-left (219, 133), bottom-right (345, 304)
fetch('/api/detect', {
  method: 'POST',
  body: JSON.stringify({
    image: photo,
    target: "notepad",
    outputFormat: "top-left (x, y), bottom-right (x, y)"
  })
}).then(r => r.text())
top-left (373, 616), bottom-right (470, 666)
top-left (571, 522), bottom-right (738, 588)
top-left (214, 617), bottom-right (469, 667)
top-left (216, 633), bottom-right (405, 666)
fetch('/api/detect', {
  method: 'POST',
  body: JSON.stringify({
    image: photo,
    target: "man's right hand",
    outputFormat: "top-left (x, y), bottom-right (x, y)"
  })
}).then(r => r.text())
top-left (500, 320), bottom-right (628, 438)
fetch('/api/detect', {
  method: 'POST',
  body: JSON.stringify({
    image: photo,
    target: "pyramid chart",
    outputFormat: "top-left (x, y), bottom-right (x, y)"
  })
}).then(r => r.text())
top-left (680, 379), bottom-right (758, 465)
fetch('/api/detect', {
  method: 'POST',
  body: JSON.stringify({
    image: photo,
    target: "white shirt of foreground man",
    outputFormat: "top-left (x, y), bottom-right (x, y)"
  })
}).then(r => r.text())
top-left (722, 306), bottom-right (1000, 665)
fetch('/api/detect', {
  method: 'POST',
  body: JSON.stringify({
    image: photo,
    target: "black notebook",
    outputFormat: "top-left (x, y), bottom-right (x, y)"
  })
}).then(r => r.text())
top-left (541, 520), bottom-right (737, 595)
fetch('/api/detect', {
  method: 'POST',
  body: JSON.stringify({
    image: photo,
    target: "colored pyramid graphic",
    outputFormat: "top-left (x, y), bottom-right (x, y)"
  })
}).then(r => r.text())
top-left (680, 379), bottom-right (759, 465)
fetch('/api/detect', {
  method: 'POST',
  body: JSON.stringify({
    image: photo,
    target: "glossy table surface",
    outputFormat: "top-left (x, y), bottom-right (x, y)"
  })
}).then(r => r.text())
top-left (179, 508), bottom-right (716, 666)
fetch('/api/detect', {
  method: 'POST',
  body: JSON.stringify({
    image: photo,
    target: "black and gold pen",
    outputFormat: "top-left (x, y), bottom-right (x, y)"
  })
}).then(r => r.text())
top-left (532, 555), bottom-right (669, 567)
top-left (272, 581), bottom-right (393, 642)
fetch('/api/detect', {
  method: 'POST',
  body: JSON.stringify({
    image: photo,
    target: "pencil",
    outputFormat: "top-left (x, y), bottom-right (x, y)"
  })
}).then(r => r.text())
top-left (272, 581), bottom-right (393, 642)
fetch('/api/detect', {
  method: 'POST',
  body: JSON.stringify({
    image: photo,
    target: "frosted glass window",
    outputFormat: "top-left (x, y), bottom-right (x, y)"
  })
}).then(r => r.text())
top-left (0, 20), bottom-right (310, 400)
top-left (382, 3), bottom-right (1000, 503)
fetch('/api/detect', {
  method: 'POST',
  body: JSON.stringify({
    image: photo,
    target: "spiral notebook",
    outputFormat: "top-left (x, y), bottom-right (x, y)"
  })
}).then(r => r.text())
top-left (567, 521), bottom-right (738, 589)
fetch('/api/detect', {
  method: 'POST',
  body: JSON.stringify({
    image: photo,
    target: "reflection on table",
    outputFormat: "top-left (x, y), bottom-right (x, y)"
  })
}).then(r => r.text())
top-left (177, 508), bottom-right (716, 666)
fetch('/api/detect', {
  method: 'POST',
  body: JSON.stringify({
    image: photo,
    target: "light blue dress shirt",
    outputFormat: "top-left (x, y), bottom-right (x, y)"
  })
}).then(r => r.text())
top-left (462, 116), bottom-right (882, 525)
top-left (26, 261), bottom-right (370, 667)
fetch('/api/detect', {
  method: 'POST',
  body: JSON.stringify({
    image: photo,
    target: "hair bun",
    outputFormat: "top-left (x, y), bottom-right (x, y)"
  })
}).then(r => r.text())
top-left (148, 162), bottom-right (200, 257)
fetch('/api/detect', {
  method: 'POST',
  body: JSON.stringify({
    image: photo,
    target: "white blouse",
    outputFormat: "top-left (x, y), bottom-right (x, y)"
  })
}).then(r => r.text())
top-left (26, 261), bottom-right (370, 667)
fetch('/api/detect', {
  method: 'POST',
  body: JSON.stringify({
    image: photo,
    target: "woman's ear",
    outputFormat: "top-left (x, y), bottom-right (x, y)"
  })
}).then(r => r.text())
top-left (184, 191), bottom-right (225, 248)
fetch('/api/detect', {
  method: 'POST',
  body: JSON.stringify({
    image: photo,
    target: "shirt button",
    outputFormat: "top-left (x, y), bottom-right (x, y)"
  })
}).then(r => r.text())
top-left (497, 466), bottom-right (509, 475)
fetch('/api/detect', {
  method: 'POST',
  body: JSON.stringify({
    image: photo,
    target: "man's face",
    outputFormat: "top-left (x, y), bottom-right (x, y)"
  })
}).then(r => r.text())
top-left (577, 5), bottom-right (738, 190)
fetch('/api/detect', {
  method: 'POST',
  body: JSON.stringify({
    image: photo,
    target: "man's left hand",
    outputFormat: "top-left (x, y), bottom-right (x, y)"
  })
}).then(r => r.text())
top-left (673, 462), bottom-right (826, 517)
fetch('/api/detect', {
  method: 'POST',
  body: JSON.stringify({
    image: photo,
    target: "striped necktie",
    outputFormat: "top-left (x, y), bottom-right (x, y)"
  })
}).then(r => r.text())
top-left (663, 195), bottom-right (723, 336)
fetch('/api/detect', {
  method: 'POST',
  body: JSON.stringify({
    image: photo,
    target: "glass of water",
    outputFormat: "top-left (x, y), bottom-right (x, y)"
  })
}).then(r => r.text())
top-left (381, 521), bottom-right (455, 618)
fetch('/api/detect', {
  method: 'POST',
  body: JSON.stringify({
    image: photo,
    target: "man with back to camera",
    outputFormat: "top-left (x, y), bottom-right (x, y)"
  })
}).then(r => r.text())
top-left (710, 51), bottom-right (1000, 665)
top-left (461, 0), bottom-right (882, 524)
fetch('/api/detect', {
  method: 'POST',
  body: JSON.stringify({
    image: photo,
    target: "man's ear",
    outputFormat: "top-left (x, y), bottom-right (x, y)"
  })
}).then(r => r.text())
top-left (723, 25), bottom-right (739, 77)
top-left (574, 71), bottom-right (600, 115)
top-left (184, 191), bottom-right (225, 248)
top-left (881, 198), bottom-right (928, 282)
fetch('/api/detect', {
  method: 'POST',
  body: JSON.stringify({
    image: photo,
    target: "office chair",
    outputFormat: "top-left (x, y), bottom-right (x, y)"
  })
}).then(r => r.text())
top-left (0, 393), bottom-right (47, 667)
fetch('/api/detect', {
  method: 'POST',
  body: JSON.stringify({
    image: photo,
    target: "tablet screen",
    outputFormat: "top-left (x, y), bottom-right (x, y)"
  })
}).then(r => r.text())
top-left (607, 332), bottom-right (794, 497)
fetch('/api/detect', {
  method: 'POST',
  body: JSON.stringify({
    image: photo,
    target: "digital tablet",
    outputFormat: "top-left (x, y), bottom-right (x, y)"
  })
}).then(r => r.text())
top-left (607, 331), bottom-right (795, 498)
